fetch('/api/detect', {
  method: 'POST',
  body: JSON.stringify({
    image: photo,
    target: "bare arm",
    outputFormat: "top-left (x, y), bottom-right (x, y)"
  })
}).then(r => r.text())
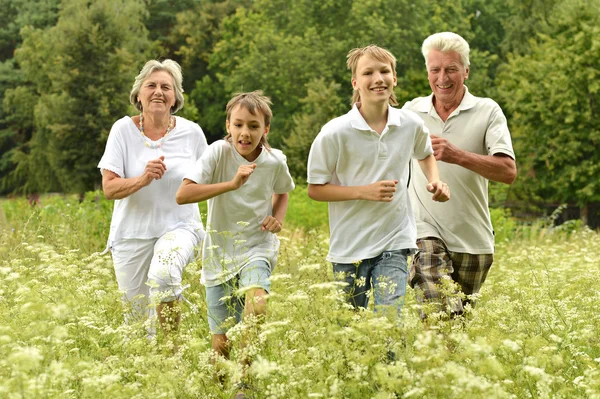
top-left (102, 156), bottom-right (166, 200)
top-left (417, 154), bottom-right (450, 202)
top-left (176, 178), bottom-right (236, 204)
top-left (176, 163), bottom-right (256, 204)
top-left (431, 134), bottom-right (517, 184)
top-left (307, 180), bottom-right (399, 202)
top-left (261, 193), bottom-right (289, 233)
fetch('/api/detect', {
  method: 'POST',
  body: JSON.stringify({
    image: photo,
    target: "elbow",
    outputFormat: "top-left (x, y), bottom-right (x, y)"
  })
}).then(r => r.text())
top-left (307, 184), bottom-right (320, 201)
top-left (506, 173), bottom-right (517, 185)
top-left (175, 191), bottom-right (187, 205)
top-left (102, 188), bottom-right (116, 201)
top-left (504, 164), bottom-right (517, 185)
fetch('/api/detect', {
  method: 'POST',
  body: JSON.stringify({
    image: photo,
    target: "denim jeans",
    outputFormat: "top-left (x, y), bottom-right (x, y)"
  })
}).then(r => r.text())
top-left (332, 249), bottom-right (409, 316)
top-left (205, 260), bottom-right (271, 334)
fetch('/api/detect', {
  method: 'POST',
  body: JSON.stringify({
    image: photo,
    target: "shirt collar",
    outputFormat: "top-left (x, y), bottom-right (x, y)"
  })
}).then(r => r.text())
top-left (415, 85), bottom-right (477, 113)
top-left (348, 103), bottom-right (401, 131)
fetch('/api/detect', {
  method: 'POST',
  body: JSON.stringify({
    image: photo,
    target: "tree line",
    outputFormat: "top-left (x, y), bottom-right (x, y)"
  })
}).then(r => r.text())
top-left (0, 0), bottom-right (598, 223)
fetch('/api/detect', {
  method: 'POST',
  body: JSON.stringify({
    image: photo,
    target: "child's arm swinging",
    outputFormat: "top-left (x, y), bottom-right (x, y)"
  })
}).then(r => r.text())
top-left (417, 154), bottom-right (450, 202)
top-left (308, 180), bottom-right (399, 203)
top-left (261, 193), bottom-right (288, 233)
top-left (176, 164), bottom-right (256, 204)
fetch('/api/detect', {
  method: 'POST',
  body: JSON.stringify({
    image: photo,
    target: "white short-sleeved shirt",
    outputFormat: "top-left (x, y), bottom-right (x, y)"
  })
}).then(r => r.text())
top-left (98, 116), bottom-right (208, 244)
top-left (307, 104), bottom-right (433, 263)
top-left (404, 86), bottom-right (515, 254)
top-left (184, 140), bottom-right (295, 287)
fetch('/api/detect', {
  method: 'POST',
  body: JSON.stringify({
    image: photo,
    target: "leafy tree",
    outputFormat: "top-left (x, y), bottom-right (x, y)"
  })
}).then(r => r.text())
top-left (9, 0), bottom-right (151, 194)
top-left (0, 0), bottom-right (61, 194)
top-left (144, 0), bottom-right (198, 52)
top-left (171, 0), bottom-right (253, 142)
top-left (203, 0), bottom-right (473, 150)
top-left (284, 78), bottom-right (346, 182)
top-left (496, 0), bottom-right (600, 224)
top-left (498, 0), bottom-right (560, 57)
top-left (0, 0), bottom-right (61, 61)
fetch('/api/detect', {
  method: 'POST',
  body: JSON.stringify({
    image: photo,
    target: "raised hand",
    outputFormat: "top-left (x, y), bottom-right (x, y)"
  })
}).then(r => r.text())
top-left (362, 180), bottom-right (398, 202)
top-left (426, 180), bottom-right (450, 202)
top-left (141, 156), bottom-right (167, 186)
top-left (231, 163), bottom-right (257, 189)
top-left (430, 134), bottom-right (461, 164)
top-left (261, 215), bottom-right (282, 233)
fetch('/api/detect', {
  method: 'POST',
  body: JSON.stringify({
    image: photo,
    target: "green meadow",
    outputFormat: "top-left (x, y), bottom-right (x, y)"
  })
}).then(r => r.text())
top-left (1, 191), bottom-right (599, 398)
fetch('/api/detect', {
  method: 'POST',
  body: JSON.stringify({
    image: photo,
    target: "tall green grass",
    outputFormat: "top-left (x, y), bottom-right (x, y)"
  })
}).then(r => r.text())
top-left (1, 193), bottom-right (598, 398)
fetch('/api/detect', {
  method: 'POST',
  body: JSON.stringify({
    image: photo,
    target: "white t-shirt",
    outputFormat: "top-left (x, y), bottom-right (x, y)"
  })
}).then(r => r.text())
top-left (98, 116), bottom-right (208, 244)
top-left (404, 86), bottom-right (515, 254)
top-left (307, 104), bottom-right (433, 263)
top-left (184, 140), bottom-right (295, 287)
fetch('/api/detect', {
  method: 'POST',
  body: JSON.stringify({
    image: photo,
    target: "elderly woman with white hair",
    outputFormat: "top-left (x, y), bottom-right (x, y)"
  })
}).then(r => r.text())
top-left (98, 59), bottom-right (207, 336)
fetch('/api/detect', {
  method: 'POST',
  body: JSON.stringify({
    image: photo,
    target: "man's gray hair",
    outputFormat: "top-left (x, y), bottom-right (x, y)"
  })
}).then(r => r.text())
top-left (422, 32), bottom-right (470, 69)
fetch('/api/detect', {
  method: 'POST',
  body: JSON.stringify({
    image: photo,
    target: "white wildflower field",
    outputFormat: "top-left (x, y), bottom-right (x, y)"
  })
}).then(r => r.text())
top-left (1, 194), bottom-right (599, 398)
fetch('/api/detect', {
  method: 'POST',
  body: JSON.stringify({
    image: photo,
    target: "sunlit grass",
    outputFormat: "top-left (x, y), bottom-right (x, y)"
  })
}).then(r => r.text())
top-left (1, 196), bottom-right (599, 398)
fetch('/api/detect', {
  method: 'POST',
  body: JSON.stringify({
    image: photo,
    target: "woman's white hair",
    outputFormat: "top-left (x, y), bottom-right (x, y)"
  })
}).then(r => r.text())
top-left (422, 32), bottom-right (470, 69)
top-left (129, 59), bottom-right (185, 114)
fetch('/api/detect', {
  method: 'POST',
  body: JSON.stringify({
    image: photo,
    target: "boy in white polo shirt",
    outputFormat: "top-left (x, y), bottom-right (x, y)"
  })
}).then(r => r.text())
top-left (307, 45), bottom-right (450, 319)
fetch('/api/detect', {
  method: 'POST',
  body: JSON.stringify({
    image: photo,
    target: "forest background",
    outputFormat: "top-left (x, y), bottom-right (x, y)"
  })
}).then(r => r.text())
top-left (0, 0), bottom-right (598, 225)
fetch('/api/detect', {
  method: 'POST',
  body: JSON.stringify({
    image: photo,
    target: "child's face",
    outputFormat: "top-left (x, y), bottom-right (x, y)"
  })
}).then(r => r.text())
top-left (226, 105), bottom-right (270, 162)
top-left (352, 55), bottom-right (397, 106)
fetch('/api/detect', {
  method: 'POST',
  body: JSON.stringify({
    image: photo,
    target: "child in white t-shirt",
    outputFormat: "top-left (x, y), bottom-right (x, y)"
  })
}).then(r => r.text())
top-left (307, 45), bottom-right (450, 320)
top-left (177, 91), bottom-right (294, 389)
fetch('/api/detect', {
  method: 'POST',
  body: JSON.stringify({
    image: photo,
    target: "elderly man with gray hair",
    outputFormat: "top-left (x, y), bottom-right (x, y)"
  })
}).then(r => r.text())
top-left (404, 32), bottom-right (517, 318)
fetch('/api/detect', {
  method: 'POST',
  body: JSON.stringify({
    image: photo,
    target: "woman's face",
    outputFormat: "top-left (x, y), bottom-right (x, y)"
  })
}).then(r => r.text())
top-left (138, 70), bottom-right (176, 115)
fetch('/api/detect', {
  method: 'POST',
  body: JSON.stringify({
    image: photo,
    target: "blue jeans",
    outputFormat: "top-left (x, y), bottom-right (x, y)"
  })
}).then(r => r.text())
top-left (332, 249), bottom-right (409, 316)
top-left (205, 260), bottom-right (271, 334)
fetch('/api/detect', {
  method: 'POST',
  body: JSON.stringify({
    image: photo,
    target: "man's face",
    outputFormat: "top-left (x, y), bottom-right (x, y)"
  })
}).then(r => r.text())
top-left (426, 50), bottom-right (469, 107)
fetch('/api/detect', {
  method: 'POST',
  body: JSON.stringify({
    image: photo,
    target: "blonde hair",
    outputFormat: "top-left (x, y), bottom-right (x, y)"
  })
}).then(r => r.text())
top-left (346, 45), bottom-right (398, 106)
top-left (225, 90), bottom-right (272, 150)
top-left (130, 59), bottom-right (185, 114)
top-left (422, 32), bottom-right (470, 69)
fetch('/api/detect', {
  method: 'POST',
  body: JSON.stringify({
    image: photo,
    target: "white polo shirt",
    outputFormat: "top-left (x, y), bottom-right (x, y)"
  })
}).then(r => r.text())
top-left (307, 104), bottom-right (433, 263)
top-left (404, 86), bottom-right (515, 254)
top-left (184, 140), bottom-right (295, 287)
top-left (98, 116), bottom-right (208, 244)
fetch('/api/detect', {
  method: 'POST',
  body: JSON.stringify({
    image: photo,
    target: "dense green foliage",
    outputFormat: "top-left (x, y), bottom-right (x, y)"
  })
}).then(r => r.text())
top-left (496, 0), bottom-right (600, 217)
top-left (1, 194), bottom-right (599, 398)
top-left (0, 0), bottom-right (598, 222)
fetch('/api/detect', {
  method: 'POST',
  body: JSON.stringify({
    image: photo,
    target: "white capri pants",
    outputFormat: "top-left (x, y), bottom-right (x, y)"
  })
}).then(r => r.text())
top-left (110, 228), bottom-right (199, 322)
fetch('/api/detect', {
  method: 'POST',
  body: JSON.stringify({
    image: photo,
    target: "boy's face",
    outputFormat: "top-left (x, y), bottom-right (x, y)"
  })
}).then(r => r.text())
top-left (226, 105), bottom-right (270, 162)
top-left (426, 50), bottom-right (469, 107)
top-left (352, 55), bottom-right (397, 106)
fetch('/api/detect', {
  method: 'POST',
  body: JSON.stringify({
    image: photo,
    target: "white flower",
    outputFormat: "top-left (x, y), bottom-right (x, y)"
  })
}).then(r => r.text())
top-left (299, 263), bottom-right (321, 271)
top-left (308, 282), bottom-right (348, 290)
top-left (9, 346), bottom-right (43, 371)
top-left (502, 339), bottom-right (521, 352)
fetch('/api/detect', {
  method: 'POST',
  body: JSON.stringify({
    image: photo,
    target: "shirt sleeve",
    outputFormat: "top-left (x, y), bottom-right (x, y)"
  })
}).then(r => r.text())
top-left (307, 130), bottom-right (337, 184)
top-left (412, 121), bottom-right (434, 160)
top-left (98, 121), bottom-right (125, 177)
top-left (184, 142), bottom-right (220, 184)
top-left (273, 153), bottom-right (295, 194)
top-left (194, 124), bottom-right (209, 160)
top-left (485, 102), bottom-right (515, 159)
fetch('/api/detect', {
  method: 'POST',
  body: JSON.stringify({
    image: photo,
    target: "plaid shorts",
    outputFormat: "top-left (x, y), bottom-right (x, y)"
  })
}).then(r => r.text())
top-left (409, 237), bottom-right (493, 315)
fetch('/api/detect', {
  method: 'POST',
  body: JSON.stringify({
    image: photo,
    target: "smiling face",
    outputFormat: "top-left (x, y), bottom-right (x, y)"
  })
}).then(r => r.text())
top-left (137, 70), bottom-right (176, 116)
top-left (352, 54), bottom-right (397, 106)
top-left (226, 105), bottom-right (270, 162)
top-left (426, 49), bottom-right (469, 109)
